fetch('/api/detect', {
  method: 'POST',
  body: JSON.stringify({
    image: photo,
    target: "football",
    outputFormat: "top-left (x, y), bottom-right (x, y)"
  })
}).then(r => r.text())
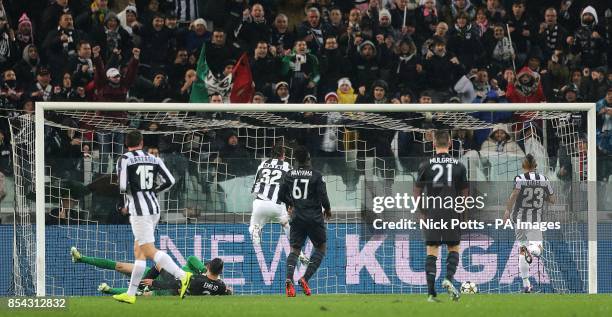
top-left (460, 281), bottom-right (478, 294)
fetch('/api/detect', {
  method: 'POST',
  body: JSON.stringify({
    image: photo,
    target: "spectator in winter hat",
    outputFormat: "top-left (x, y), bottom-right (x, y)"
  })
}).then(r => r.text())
top-left (270, 81), bottom-right (290, 103)
top-left (324, 92), bottom-right (339, 104)
top-left (442, 0), bottom-right (475, 25)
top-left (568, 6), bottom-right (606, 68)
top-left (337, 77), bottom-right (357, 104)
top-left (375, 9), bottom-right (399, 41)
top-left (15, 14), bottom-right (34, 53)
top-left (252, 92), bottom-right (267, 104)
top-left (303, 94), bottom-right (317, 104)
top-left (394, 37), bottom-right (422, 93)
top-left (92, 12), bottom-right (133, 62)
top-left (117, 5), bottom-right (140, 36)
top-left (416, 0), bottom-right (439, 42)
top-left (93, 45), bottom-right (140, 102)
top-left (13, 45), bottom-right (39, 86)
top-left (351, 40), bottom-right (385, 94)
top-left (186, 18), bottom-right (210, 52)
top-left (27, 67), bottom-right (53, 102)
top-left (480, 123), bottom-right (525, 156)
top-left (357, 79), bottom-right (389, 104)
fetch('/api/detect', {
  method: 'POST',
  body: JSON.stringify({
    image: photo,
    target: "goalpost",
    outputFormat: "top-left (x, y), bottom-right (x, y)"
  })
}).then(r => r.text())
top-left (22, 102), bottom-right (598, 296)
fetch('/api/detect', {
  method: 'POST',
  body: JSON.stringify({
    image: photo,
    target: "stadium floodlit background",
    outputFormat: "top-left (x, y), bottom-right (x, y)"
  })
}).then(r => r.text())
top-left (0, 0), bottom-right (611, 306)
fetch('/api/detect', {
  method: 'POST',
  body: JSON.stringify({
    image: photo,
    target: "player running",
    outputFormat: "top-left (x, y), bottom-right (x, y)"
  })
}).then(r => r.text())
top-left (279, 146), bottom-right (331, 297)
top-left (113, 130), bottom-right (191, 304)
top-left (414, 130), bottom-right (468, 303)
top-left (503, 154), bottom-right (555, 293)
top-left (251, 143), bottom-right (308, 264)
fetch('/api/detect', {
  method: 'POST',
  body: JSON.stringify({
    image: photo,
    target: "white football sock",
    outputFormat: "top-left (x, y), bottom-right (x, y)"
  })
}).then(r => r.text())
top-left (153, 251), bottom-right (186, 280)
top-left (127, 260), bottom-right (147, 296)
top-left (519, 254), bottom-right (531, 287)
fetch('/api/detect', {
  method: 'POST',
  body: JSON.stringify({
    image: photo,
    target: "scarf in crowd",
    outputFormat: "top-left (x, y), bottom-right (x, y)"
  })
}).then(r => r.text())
top-left (0, 32), bottom-right (11, 63)
top-left (396, 52), bottom-right (416, 73)
top-left (105, 27), bottom-right (121, 50)
top-left (36, 83), bottom-right (53, 101)
top-left (77, 57), bottom-right (94, 75)
top-left (454, 23), bottom-right (473, 40)
top-left (544, 24), bottom-right (559, 50)
top-left (492, 38), bottom-right (513, 61)
top-left (206, 72), bottom-right (232, 99)
top-left (476, 20), bottom-right (488, 37)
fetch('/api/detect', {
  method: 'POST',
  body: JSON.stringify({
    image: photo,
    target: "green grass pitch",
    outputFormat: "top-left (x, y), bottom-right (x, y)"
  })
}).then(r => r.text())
top-left (3, 294), bottom-right (612, 317)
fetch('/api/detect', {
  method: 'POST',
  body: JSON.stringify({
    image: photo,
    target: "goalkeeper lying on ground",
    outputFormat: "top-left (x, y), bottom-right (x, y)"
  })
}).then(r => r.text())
top-left (70, 247), bottom-right (232, 296)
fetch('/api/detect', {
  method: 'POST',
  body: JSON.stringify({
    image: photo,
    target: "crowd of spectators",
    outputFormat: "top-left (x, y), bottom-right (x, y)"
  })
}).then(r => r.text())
top-left (0, 0), bottom-right (610, 205)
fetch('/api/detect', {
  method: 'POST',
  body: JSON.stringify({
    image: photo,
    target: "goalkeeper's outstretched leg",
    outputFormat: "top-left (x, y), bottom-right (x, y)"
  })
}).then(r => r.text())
top-left (71, 246), bottom-right (142, 276)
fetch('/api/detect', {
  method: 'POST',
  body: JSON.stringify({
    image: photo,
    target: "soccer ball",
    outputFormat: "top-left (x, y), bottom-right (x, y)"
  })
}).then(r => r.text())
top-left (460, 281), bottom-right (478, 294)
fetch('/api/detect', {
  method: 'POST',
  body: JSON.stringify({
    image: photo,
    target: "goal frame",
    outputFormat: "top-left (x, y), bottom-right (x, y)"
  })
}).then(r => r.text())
top-left (33, 102), bottom-right (599, 296)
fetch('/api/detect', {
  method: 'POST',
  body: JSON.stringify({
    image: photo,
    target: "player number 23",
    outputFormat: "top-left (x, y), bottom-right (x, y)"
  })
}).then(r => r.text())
top-left (136, 165), bottom-right (154, 190)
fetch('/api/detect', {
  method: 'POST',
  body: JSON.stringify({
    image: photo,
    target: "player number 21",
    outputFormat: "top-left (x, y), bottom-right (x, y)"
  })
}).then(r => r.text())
top-left (432, 163), bottom-right (452, 185)
top-left (136, 165), bottom-right (154, 190)
top-left (292, 179), bottom-right (309, 199)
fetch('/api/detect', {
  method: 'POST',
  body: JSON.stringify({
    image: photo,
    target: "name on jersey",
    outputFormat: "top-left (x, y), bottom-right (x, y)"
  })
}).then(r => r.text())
top-left (518, 180), bottom-right (548, 187)
top-left (429, 157), bottom-right (459, 164)
top-left (126, 156), bottom-right (157, 165)
top-left (290, 170), bottom-right (312, 177)
top-left (262, 163), bottom-right (285, 170)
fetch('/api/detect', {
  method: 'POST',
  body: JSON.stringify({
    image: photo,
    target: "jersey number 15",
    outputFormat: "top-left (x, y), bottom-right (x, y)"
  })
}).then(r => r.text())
top-left (136, 165), bottom-right (154, 190)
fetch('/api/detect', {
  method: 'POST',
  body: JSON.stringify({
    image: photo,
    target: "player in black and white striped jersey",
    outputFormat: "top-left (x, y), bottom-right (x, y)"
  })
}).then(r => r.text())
top-left (250, 143), bottom-right (309, 264)
top-left (503, 154), bottom-right (555, 293)
top-left (112, 130), bottom-right (192, 304)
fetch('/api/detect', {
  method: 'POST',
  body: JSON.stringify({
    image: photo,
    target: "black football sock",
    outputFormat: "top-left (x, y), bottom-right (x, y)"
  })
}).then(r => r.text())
top-left (303, 249), bottom-right (325, 281)
top-left (426, 255), bottom-right (437, 296)
top-left (286, 252), bottom-right (299, 281)
top-left (446, 251), bottom-right (459, 282)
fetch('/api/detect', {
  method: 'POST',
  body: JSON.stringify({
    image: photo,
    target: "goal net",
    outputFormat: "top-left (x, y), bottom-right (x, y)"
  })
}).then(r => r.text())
top-left (8, 102), bottom-right (599, 296)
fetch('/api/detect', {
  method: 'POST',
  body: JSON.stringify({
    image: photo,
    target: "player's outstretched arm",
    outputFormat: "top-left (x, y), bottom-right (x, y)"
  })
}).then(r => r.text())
top-left (318, 174), bottom-right (331, 217)
top-left (117, 156), bottom-right (128, 194)
top-left (277, 173), bottom-right (293, 209)
top-left (154, 157), bottom-right (176, 193)
top-left (504, 188), bottom-right (520, 221)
